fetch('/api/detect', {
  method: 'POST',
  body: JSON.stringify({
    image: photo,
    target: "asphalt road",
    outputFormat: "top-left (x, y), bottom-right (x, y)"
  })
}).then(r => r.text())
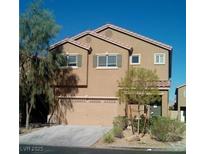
top-left (19, 144), bottom-right (185, 154)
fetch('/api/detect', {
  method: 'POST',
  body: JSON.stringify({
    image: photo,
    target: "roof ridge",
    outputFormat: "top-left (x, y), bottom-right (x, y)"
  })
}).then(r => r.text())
top-left (70, 30), bottom-right (91, 40)
top-left (95, 24), bottom-right (172, 50)
top-left (49, 37), bottom-right (69, 49)
top-left (68, 39), bottom-right (91, 50)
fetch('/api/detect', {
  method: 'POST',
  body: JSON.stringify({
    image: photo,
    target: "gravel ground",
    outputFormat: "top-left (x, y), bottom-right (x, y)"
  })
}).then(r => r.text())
top-left (19, 125), bottom-right (112, 147)
top-left (93, 129), bottom-right (186, 151)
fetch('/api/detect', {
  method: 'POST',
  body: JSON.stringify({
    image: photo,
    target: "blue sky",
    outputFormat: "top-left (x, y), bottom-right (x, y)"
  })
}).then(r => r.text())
top-left (20, 0), bottom-right (186, 104)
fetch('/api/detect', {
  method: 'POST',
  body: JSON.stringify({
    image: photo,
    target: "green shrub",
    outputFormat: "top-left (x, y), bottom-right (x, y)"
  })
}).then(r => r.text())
top-left (112, 126), bottom-right (123, 138)
top-left (103, 132), bottom-right (114, 143)
top-left (113, 116), bottom-right (128, 130)
top-left (150, 116), bottom-right (185, 142)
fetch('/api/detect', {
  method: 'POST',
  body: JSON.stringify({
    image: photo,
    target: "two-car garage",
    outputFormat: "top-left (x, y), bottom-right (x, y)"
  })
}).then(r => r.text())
top-left (49, 97), bottom-right (120, 126)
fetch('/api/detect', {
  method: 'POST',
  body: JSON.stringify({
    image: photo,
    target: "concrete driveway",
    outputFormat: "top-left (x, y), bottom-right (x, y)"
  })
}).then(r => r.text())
top-left (19, 125), bottom-right (112, 147)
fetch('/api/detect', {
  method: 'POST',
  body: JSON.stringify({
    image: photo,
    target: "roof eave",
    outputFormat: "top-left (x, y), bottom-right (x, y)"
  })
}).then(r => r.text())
top-left (49, 39), bottom-right (91, 52)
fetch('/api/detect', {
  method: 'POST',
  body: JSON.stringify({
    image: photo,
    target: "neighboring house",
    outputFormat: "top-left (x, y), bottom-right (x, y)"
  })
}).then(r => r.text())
top-left (175, 84), bottom-right (186, 122)
top-left (49, 24), bottom-right (173, 126)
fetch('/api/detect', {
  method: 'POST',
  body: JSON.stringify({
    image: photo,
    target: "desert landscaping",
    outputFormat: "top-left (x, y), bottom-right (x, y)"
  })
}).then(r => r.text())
top-left (92, 116), bottom-right (186, 151)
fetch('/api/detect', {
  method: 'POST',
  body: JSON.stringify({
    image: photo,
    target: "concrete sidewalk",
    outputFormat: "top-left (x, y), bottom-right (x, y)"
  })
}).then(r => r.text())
top-left (19, 125), bottom-right (112, 147)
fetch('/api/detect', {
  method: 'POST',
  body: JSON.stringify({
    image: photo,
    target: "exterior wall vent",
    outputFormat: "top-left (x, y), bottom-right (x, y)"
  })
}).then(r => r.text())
top-left (105, 29), bottom-right (113, 37)
top-left (85, 36), bottom-right (92, 43)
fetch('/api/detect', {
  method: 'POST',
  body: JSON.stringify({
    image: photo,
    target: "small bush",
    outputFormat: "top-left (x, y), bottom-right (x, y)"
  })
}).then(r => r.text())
top-left (150, 116), bottom-right (185, 142)
top-left (103, 132), bottom-right (114, 143)
top-left (113, 116), bottom-right (128, 130)
top-left (112, 126), bottom-right (123, 138)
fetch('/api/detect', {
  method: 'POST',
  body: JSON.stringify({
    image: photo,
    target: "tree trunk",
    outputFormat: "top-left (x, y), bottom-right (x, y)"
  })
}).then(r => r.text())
top-left (142, 105), bottom-right (148, 135)
top-left (48, 103), bottom-right (58, 124)
top-left (129, 105), bottom-right (134, 134)
top-left (25, 113), bottom-right (30, 130)
top-left (137, 103), bottom-right (140, 134)
top-left (25, 102), bottom-right (33, 130)
top-left (125, 102), bottom-right (128, 117)
top-left (25, 103), bottom-right (29, 129)
top-left (137, 118), bottom-right (140, 134)
top-left (48, 87), bottom-right (56, 124)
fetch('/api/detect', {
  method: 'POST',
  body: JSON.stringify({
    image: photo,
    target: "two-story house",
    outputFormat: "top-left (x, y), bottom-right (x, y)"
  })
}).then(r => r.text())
top-left (49, 24), bottom-right (172, 126)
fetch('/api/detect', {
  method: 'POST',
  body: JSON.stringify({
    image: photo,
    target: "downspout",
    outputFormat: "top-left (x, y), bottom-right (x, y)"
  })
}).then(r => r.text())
top-left (86, 47), bottom-right (92, 86)
top-left (125, 48), bottom-right (133, 117)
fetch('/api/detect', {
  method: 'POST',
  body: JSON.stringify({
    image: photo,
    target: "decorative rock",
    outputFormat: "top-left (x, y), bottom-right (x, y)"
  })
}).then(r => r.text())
top-left (127, 125), bottom-right (132, 130)
top-left (140, 133), bottom-right (145, 138)
top-left (136, 135), bottom-right (141, 141)
top-left (126, 135), bottom-right (141, 142)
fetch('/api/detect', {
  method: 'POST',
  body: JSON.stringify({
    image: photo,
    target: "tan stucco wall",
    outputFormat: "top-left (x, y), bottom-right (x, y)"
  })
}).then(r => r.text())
top-left (177, 85), bottom-right (186, 121)
top-left (98, 28), bottom-right (170, 80)
top-left (168, 110), bottom-right (178, 120)
top-left (75, 35), bottom-right (129, 97)
top-left (57, 31), bottom-right (170, 98)
top-left (50, 99), bottom-right (119, 126)
top-left (52, 43), bottom-right (88, 86)
top-left (49, 89), bottom-right (169, 125)
top-left (177, 86), bottom-right (186, 108)
top-left (161, 90), bottom-right (169, 117)
top-left (49, 28), bottom-right (171, 125)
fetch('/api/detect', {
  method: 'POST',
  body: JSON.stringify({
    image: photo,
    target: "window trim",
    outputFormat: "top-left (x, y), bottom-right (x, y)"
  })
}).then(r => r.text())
top-left (154, 53), bottom-right (166, 65)
top-left (96, 54), bottom-right (118, 69)
top-left (67, 55), bottom-right (78, 67)
top-left (130, 54), bottom-right (141, 65)
top-left (60, 53), bottom-right (79, 69)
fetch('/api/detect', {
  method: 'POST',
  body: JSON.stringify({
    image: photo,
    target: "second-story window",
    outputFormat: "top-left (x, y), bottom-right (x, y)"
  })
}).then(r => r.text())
top-left (108, 55), bottom-right (117, 67)
top-left (59, 54), bottom-right (82, 68)
top-left (98, 56), bottom-right (107, 67)
top-left (154, 53), bottom-right (165, 64)
top-left (67, 55), bottom-right (78, 67)
top-left (97, 55), bottom-right (117, 67)
top-left (130, 54), bottom-right (141, 65)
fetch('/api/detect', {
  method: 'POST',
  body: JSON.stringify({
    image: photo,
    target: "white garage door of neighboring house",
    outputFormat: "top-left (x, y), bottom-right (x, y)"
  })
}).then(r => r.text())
top-left (49, 98), bottom-right (119, 126)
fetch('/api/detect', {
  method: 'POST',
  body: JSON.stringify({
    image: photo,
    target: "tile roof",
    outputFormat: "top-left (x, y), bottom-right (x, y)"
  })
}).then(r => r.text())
top-left (71, 30), bottom-right (132, 51)
top-left (70, 30), bottom-right (92, 40)
top-left (95, 24), bottom-right (172, 51)
top-left (119, 80), bottom-right (171, 89)
top-left (49, 38), bottom-right (92, 51)
top-left (50, 24), bottom-right (172, 53)
top-left (156, 80), bottom-right (171, 88)
top-left (88, 31), bottom-right (133, 51)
